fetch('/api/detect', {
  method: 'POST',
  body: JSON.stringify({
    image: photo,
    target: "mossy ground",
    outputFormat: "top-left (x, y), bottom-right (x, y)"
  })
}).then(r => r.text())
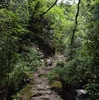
top-left (19, 85), bottom-right (38, 100)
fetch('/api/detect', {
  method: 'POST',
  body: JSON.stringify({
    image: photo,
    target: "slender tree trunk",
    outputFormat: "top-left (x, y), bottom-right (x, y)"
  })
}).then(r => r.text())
top-left (69, 0), bottom-right (81, 60)
top-left (70, 0), bottom-right (81, 45)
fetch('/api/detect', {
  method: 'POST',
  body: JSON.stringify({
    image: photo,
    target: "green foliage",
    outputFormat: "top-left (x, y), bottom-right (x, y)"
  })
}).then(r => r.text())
top-left (47, 67), bottom-right (62, 82)
top-left (28, 0), bottom-right (68, 52)
top-left (58, 1), bottom-right (99, 100)
top-left (1, 0), bottom-right (99, 100)
top-left (44, 6), bottom-right (67, 51)
top-left (0, 8), bottom-right (25, 85)
top-left (0, 3), bottom-right (30, 99)
top-left (21, 47), bottom-right (41, 71)
top-left (84, 82), bottom-right (99, 100)
top-left (29, 0), bottom-right (47, 18)
top-left (47, 60), bottom-right (65, 82)
top-left (0, 6), bottom-right (29, 100)
top-left (9, 47), bottom-right (41, 91)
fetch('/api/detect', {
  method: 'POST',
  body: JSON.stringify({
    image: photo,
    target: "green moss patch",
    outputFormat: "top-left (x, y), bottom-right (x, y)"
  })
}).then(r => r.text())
top-left (23, 71), bottom-right (33, 79)
top-left (19, 85), bottom-right (38, 100)
top-left (51, 81), bottom-right (62, 89)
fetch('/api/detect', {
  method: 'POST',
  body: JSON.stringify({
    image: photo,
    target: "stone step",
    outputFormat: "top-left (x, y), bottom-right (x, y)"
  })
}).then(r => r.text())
top-left (36, 84), bottom-right (47, 90)
top-left (31, 94), bottom-right (50, 100)
top-left (37, 90), bottom-right (52, 94)
top-left (19, 55), bottom-right (63, 100)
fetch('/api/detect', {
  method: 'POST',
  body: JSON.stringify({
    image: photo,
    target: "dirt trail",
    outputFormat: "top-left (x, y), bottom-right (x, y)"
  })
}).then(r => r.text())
top-left (19, 56), bottom-right (63, 100)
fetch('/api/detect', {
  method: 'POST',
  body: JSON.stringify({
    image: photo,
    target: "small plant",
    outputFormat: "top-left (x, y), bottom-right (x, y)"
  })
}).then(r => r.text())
top-left (84, 80), bottom-right (99, 100)
top-left (47, 67), bottom-right (62, 82)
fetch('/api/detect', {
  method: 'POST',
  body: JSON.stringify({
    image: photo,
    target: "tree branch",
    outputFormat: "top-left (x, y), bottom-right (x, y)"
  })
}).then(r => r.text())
top-left (40, 0), bottom-right (58, 17)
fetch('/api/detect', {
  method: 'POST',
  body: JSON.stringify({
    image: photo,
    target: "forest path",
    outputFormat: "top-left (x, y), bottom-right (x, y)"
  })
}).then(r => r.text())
top-left (19, 55), bottom-right (63, 100)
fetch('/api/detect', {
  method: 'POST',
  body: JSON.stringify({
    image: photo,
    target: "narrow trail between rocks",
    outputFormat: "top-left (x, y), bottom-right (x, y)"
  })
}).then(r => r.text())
top-left (19, 56), bottom-right (63, 100)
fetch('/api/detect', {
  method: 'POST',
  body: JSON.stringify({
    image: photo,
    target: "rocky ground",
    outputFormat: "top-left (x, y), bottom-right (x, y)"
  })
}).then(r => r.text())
top-left (19, 55), bottom-right (63, 100)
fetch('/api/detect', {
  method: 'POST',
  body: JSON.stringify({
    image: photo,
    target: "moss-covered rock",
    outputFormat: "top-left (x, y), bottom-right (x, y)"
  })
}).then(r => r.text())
top-left (19, 85), bottom-right (39, 100)
top-left (50, 81), bottom-right (63, 93)
top-left (23, 71), bottom-right (33, 79)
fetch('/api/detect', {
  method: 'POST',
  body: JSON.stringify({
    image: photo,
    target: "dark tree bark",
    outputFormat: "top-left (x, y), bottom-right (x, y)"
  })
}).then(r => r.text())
top-left (68, 0), bottom-right (81, 60)
top-left (70, 0), bottom-right (81, 45)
